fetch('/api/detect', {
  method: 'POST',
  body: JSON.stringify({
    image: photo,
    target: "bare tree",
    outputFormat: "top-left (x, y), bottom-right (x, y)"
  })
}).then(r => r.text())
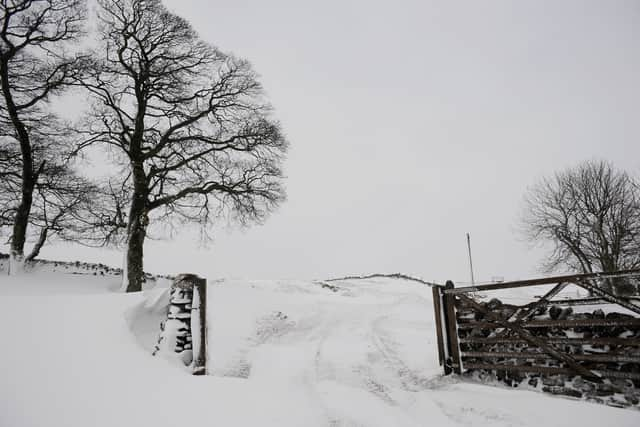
top-left (521, 160), bottom-right (640, 295)
top-left (0, 0), bottom-right (87, 272)
top-left (0, 137), bottom-right (125, 260)
top-left (82, 0), bottom-right (287, 292)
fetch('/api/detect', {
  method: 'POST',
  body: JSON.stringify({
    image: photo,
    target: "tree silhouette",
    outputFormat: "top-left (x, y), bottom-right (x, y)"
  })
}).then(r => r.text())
top-left (82, 0), bottom-right (287, 291)
top-left (522, 160), bottom-right (640, 295)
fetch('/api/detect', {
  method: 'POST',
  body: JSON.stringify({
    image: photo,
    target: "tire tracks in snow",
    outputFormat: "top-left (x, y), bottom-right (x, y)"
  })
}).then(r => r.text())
top-left (370, 315), bottom-right (443, 392)
top-left (211, 279), bottom-right (449, 426)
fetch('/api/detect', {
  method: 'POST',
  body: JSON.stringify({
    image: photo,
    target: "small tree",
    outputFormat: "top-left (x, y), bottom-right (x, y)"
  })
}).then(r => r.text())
top-left (521, 160), bottom-right (640, 295)
top-left (0, 141), bottom-right (104, 260)
top-left (83, 0), bottom-right (287, 292)
top-left (0, 0), bottom-right (87, 272)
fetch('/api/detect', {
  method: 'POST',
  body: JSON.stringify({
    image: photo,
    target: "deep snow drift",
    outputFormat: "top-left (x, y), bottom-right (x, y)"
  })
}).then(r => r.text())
top-left (0, 265), bottom-right (638, 427)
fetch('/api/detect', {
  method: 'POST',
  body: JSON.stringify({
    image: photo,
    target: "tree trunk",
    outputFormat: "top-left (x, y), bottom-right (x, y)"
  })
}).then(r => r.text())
top-left (25, 226), bottom-right (48, 262)
top-left (122, 195), bottom-right (148, 292)
top-left (1, 56), bottom-right (37, 275)
top-left (121, 163), bottom-right (149, 293)
top-left (122, 206), bottom-right (148, 292)
top-left (9, 173), bottom-right (37, 274)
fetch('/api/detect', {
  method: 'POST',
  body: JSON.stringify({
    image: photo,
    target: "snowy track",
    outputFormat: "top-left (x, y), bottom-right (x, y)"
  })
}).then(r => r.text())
top-left (1, 272), bottom-right (638, 427)
top-left (206, 278), bottom-right (640, 426)
top-left (207, 278), bottom-right (441, 426)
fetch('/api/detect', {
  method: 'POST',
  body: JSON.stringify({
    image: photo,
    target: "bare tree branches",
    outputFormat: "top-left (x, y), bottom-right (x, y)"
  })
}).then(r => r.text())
top-left (0, 0), bottom-right (88, 271)
top-left (0, 141), bottom-right (124, 259)
top-left (0, 0), bottom-right (286, 284)
top-left (82, 0), bottom-right (287, 291)
top-left (521, 160), bottom-right (640, 295)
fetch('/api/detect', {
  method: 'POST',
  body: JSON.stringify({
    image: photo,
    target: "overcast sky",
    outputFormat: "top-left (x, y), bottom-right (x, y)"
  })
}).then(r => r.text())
top-left (34, 0), bottom-right (640, 283)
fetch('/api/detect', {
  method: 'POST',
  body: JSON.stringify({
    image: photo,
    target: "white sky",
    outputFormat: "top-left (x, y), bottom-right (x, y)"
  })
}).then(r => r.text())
top-left (27, 0), bottom-right (640, 283)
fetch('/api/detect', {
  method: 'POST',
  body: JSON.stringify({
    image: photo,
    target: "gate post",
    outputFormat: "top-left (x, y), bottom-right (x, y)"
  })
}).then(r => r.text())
top-left (152, 274), bottom-right (207, 375)
top-left (191, 276), bottom-right (207, 376)
top-left (442, 280), bottom-right (462, 374)
top-left (432, 285), bottom-right (448, 372)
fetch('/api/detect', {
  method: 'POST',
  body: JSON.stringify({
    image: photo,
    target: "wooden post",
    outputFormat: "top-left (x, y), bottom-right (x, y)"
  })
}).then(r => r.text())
top-left (432, 285), bottom-right (447, 369)
top-left (466, 233), bottom-right (475, 285)
top-left (191, 276), bottom-right (207, 376)
top-left (443, 280), bottom-right (462, 374)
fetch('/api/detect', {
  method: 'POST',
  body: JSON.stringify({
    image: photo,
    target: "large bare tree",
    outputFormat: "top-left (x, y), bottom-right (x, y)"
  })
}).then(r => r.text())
top-left (82, 0), bottom-right (287, 292)
top-left (0, 0), bottom-right (87, 272)
top-left (521, 160), bottom-right (640, 294)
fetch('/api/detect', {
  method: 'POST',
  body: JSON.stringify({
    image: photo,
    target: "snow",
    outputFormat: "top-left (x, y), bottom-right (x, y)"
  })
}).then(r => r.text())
top-left (8, 252), bottom-right (25, 275)
top-left (0, 269), bottom-right (638, 427)
top-left (190, 284), bottom-right (203, 370)
top-left (126, 286), bottom-right (170, 354)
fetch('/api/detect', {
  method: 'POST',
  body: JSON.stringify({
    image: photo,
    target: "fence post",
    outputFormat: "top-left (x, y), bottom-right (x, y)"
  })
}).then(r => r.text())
top-left (191, 276), bottom-right (207, 376)
top-left (432, 285), bottom-right (447, 371)
top-left (443, 280), bottom-right (462, 374)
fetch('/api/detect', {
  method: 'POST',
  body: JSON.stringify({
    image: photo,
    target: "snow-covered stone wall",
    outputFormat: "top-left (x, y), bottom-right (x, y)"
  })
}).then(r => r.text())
top-left (151, 274), bottom-right (207, 374)
top-left (457, 298), bottom-right (640, 408)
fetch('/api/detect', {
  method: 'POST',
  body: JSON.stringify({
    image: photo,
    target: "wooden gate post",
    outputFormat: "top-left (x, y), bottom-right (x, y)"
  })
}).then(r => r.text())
top-left (432, 285), bottom-right (448, 372)
top-left (191, 276), bottom-right (207, 376)
top-left (442, 280), bottom-right (462, 374)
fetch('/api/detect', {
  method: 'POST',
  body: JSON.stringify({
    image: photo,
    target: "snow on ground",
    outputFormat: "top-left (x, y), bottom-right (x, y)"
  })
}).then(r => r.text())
top-left (0, 268), bottom-right (638, 427)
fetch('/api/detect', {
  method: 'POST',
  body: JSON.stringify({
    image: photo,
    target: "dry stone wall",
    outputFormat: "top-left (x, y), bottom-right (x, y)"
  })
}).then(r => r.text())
top-left (457, 297), bottom-right (640, 408)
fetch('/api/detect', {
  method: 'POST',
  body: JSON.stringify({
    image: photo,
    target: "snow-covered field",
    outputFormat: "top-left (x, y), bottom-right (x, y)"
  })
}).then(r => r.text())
top-left (0, 266), bottom-right (638, 427)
